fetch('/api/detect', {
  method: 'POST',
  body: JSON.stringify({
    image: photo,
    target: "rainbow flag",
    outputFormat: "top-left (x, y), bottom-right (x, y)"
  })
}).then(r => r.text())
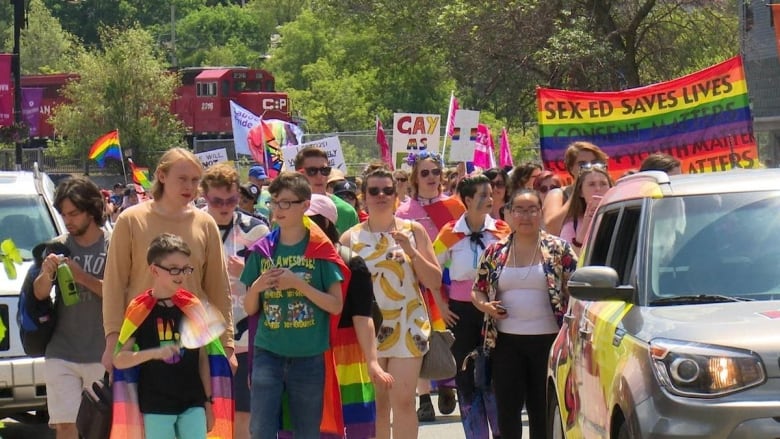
top-left (127, 158), bottom-right (152, 190)
top-left (110, 289), bottom-right (233, 439)
top-left (537, 56), bottom-right (758, 182)
top-left (88, 130), bottom-right (122, 168)
top-left (246, 119), bottom-right (303, 178)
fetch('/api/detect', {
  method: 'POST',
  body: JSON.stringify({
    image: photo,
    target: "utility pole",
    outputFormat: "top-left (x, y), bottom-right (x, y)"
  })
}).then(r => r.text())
top-left (171, 4), bottom-right (177, 67)
top-left (12, 0), bottom-right (25, 170)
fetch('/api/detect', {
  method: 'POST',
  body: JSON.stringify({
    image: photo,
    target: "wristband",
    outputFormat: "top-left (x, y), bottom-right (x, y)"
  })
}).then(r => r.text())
top-left (205, 395), bottom-right (214, 404)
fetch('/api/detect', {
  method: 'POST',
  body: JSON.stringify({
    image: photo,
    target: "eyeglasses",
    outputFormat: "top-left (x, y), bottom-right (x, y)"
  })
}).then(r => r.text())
top-left (508, 207), bottom-right (541, 217)
top-left (269, 199), bottom-right (305, 210)
top-left (154, 264), bottom-right (195, 276)
top-left (578, 161), bottom-right (608, 173)
top-left (419, 168), bottom-right (442, 178)
top-left (367, 186), bottom-right (396, 196)
top-left (490, 180), bottom-right (506, 189)
top-left (206, 195), bottom-right (239, 208)
top-left (538, 184), bottom-right (561, 194)
top-left (395, 177), bottom-right (408, 183)
top-left (303, 166), bottom-right (332, 177)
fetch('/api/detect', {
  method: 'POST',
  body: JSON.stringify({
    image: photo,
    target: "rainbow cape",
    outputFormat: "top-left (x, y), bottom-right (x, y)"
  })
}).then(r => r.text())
top-left (433, 216), bottom-right (512, 270)
top-left (88, 130), bottom-right (122, 168)
top-left (110, 289), bottom-right (233, 439)
top-left (537, 56), bottom-right (757, 180)
top-left (247, 217), bottom-right (363, 438)
top-left (127, 158), bottom-right (152, 191)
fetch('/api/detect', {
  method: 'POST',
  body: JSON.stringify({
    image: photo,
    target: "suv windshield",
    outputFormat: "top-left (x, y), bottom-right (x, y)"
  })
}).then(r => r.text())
top-left (0, 195), bottom-right (58, 261)
top-left (649, 191), bottom-right (780, 302)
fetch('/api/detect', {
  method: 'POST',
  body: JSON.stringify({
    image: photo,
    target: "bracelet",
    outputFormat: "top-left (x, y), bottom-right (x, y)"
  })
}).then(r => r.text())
top-left (205, 395), bottom-right (214, 404)
top-left (571, 237), bottom-right (583, 247)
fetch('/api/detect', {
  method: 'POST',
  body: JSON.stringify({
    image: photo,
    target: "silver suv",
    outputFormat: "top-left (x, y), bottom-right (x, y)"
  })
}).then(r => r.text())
top-left (548, 169), bottom-right (780, 438)
top-left (0, 166), bottom-right (64, 418)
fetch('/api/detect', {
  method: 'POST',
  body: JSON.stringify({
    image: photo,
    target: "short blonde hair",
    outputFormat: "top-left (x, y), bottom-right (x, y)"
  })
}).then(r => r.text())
top-left (151, 147), bottom-right (204, 201)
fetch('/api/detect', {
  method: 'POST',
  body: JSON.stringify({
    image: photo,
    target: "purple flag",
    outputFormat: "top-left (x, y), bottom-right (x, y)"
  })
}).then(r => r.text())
top-left (21, 88), bottom-right (44, 137)
top-left (0, 54), bottom-right (12, 128)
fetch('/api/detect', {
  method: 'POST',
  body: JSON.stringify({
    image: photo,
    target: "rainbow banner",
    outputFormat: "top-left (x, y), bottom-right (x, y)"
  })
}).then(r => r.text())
top-left (127, 158), bottom-right (152, 190)
top-left (88, 130), bottom-right (122, 167)
top-left (537, 56), bottom-right (758, 182)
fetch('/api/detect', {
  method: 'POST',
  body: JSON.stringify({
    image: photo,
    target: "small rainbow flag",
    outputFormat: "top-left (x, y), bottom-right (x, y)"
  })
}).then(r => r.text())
top-left (88, 130), bottom-right (122, 168)
top-left (127, 158), bottom-right (152, 190)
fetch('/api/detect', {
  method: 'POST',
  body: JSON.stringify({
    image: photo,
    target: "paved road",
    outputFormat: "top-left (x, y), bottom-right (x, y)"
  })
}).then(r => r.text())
top-left (0, 394), bottom-right (529, 438)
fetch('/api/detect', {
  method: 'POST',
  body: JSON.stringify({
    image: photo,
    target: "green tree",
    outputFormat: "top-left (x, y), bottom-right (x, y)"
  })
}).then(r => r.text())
top-left (49, 26), bottom-right (185, 168)
top-left (14, 0), bottom-right (82, 74)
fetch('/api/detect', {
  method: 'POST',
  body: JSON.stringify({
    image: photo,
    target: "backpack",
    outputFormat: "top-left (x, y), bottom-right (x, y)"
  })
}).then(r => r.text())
top-left (16, 241), bottom-right (64, 357)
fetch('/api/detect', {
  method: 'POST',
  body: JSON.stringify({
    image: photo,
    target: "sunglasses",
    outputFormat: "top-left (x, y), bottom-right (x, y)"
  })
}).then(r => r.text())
top-left (578, 161), bottom-right (608, 173)
top-left (538, 184), bottom-right (561, 194)
top-left (395, 177), bottom-right (408, 183)
top-left (303, 166), bottom-right (332, 177)
top-left (490, 180), bottom-right (506, 189)
top-left (154, 264), bottom-right (195, 276)
top-left (207, 195), bottom-right (239, 208)
top-left (420, 168), bottom-right (442, 178)
top-left (367, 186), bottom-right (396, 196)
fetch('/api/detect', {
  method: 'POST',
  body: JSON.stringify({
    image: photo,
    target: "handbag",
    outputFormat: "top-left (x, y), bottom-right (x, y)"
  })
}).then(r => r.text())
top-left (76, 372), bottom-right (112, 439)
top-left (419, 330), bottom-right (457, 380)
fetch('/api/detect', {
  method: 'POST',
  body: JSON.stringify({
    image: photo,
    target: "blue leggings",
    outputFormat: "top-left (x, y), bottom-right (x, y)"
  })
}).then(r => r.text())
top-left (143, 406), bottom-right (206, 439)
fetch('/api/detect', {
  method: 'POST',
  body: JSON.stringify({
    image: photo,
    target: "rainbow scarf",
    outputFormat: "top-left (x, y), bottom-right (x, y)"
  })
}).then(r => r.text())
top-left (433, 216), bottom-right (512, 270)
top-left (110, 290), bottom-right (233, 439)
top-left (247, 218), bottom-right (359, 438)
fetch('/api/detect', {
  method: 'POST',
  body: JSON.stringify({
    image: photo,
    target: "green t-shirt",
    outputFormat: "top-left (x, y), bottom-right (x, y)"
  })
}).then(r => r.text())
top-left (240, 235), bottom-right (343, 357)
top-left (330, 194), bottom-right (359, 235)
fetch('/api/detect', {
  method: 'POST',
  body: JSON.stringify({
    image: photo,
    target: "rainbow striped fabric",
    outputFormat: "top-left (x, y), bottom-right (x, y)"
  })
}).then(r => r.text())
top-left (110, 289), bottom-right (233, 439)
top-left (127, 158), bottom-right (152, 190)
top-left (537, 56), bottom-right (758, 180)
top-left (88, 130), bottom-right (122, 167)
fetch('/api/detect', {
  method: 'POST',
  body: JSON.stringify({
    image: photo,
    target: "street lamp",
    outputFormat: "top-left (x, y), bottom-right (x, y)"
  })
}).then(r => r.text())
top-left (12, 0), bottom-right (26, 170)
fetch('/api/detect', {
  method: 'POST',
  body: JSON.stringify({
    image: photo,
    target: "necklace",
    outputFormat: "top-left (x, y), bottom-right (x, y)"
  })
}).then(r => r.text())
top-left (415, 194), bottom-right (439, 206)
top-left (510, 235), bottom-right (540, 280)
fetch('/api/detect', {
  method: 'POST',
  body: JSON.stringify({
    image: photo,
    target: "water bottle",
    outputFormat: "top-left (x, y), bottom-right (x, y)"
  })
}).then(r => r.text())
top-left (57, 256), bottom-right (80, 306)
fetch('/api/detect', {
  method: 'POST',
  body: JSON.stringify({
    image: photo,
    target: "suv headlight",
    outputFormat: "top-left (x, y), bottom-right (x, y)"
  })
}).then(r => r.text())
top-left (650, 338), bottom-right (765, 398)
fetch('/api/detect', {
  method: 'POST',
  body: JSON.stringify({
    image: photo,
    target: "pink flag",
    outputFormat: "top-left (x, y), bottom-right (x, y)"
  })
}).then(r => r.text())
top-left (21, 88), bottom-right (44, 137)
top-left (499, 127), bottom-right (513, 168)
top-left (376, 116), bottom-right (394, 170)
top-left (473, 124), bottom-right (496, 169)
top-left (445, 93), bottom-right (459, 137)
top-left (0, 54), bottom-right (12, 128)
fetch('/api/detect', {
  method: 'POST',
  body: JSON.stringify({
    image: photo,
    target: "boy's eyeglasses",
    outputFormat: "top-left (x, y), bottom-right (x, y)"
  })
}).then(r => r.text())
top-left (206, 195), bottom-right (239, 208)
top-left (154, 264), bottom-right (195, 276)
top-left (367, 186), bottom-right (396, 196)
top-left (578, 161), bottom-right (608, 173)
top-left (538, 184), bottom-right (561, 194)
top-left (269, 199), bottom-right (305, 210)
top-left (420, 168), bottom-right (442, 178)
top-left (508, 207), bottom-right (541, 217)
top-left (303, 166), bottom-right (332, 177)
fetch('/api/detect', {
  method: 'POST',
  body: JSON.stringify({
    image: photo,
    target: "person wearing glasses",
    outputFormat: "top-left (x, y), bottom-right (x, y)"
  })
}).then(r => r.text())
top-left (393, 169), bottom-right (411, 202)
top-left (395, 151), bottom-right (463, 422)
top-left (542, 141), bottom-right (608, 235)
top-left (200, 163), bottom-right (269, 439)
top-left (482, 167), bottom-right (510, 220)
top-left (560, 164), bottom-right (614, 254)
top-left (532, 170), bottom-right (562, 205)
top-left (294, 147), bottom-right (358, 235)
top-left (242, 172), bottom-right (345, 439)
top-left (433, 175), bottom-right (511, 439)
top-left (102, 147), bottom-right (235, 376)
top-left (341, 167), bottom-right (443, 439)
top-left (472, 188), bottom-right (578, 439)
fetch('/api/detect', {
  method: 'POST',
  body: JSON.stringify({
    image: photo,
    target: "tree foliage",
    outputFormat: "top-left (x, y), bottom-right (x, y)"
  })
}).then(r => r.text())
top-left (49, 27), bottom-right (185, 167)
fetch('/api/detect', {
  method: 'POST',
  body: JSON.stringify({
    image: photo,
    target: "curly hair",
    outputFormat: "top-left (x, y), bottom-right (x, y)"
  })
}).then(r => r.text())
top-left (54, 176), bottom-right (106, 227)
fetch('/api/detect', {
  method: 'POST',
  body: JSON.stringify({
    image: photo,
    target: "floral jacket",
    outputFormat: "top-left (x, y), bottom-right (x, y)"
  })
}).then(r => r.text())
top-left (473, 230), bottom-right (578, 351)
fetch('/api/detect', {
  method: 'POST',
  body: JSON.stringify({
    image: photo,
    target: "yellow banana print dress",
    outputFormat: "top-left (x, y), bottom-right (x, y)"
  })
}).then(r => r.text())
top-left (349, 221), bottom-right (431, 358)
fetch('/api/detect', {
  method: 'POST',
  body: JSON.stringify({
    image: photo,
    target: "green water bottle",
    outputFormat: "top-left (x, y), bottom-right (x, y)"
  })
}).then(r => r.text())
top-left (57, 257), bottom-right (80, 306)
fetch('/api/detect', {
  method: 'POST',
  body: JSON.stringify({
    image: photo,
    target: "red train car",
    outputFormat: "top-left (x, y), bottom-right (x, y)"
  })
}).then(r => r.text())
top-left (17, 66), bottom-right (291, 147)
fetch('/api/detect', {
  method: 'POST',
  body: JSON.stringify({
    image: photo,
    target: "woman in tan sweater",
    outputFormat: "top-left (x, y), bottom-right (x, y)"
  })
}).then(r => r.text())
top-left (101, 148), bottom-right (234, 371)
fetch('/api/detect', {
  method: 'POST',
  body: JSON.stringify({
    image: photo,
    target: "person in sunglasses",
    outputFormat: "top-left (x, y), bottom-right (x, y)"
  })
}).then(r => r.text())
top-left (200, 163), bottom-right (270, 439)
top-left (102, 147), bottom-right (235, 377)
top-left (482, 167), bottom-right (510, 220)
top-left (294, 147), bottom-right (358, 236)
top-left (395, 151), bottom-right (463, 422)
top-left (532, 170), bottom-right (562, 204)
top-left (393, 169), bottom-right (411, 202)
top-left (560, 165), bottom-right (614, 254)
top-left (542, 141), bottom-right (608, 235)
top-left (341, 167), bottom-right (443, 439)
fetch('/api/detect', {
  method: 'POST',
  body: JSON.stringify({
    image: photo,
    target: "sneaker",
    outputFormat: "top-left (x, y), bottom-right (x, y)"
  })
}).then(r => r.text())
top-left (437, 387), bottom-right (457, 415)
top-left (417, 398), bottom-right (436, 422)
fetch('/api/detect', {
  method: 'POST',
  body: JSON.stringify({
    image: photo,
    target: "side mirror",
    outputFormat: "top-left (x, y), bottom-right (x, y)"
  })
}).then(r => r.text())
top-left (568, 266), bottom-right (634, 302)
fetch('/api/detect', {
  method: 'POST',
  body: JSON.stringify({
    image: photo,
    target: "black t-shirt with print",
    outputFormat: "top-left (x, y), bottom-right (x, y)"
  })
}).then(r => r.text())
top-left (135, 302), bottom-right (206, 414)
